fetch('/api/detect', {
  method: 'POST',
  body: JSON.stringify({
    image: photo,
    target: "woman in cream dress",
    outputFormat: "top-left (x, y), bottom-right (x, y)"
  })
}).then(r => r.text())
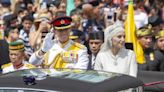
top-left (94, 21), bottom-right (137, 77)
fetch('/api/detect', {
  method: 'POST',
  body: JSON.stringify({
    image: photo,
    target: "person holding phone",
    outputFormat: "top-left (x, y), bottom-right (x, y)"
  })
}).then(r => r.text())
top-left (29, 16), bottom-right (89, 69)
top-left (29, 13), bottom-right (51, 51)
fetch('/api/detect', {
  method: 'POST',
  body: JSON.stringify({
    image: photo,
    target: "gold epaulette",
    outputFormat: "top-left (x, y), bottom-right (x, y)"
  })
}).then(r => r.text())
top-left (73, 42), bottom-right (85, 49)
top-left (24, 63), bottom-right (35, 68)
top-left (1, 63), bottom-right (12, 69)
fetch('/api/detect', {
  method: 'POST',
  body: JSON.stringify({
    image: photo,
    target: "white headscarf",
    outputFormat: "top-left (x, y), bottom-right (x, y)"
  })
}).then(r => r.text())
top-left (101, 21), bottom-right (124, 52)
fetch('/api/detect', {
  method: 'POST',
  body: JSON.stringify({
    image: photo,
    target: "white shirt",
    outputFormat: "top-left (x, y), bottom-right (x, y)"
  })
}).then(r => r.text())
top-left (91, 54), bottom-right (96, 66)
top-left (94, 48), bottom-right (137, 77)
top-left (134, 11), bottom-right (148, 29)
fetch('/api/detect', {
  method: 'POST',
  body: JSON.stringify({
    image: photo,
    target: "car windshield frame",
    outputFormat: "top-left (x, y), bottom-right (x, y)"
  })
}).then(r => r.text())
top-left (0, 68), bottom-right (122, 83)
top-left (0, 68), bottom-right (144, 92)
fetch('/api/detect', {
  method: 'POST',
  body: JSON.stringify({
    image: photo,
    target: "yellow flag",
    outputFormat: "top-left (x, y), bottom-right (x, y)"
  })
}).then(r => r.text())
top-left (125, 2), bottom-right (145, 64)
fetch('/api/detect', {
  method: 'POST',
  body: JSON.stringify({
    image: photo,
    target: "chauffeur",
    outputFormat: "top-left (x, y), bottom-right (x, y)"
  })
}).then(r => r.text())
top-left (1, 40), bottom-right (35, 73)
top-left (29, 16), bottom-right (89, 69)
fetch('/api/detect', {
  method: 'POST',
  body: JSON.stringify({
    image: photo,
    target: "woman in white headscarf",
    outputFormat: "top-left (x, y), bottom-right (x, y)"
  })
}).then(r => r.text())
top-left (94, 21), bottom-right (137, 77)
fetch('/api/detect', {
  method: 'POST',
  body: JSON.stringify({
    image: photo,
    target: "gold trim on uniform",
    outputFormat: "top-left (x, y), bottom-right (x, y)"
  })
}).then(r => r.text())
top-left (155, 30), bottom-right (164, 39)
top-left (9, 45), bottom-right (24, 50)
top-left (69, 36), bottom-right (78, 39)
top-left (136, 29), bottom-right (152, 37)
top-left (24, 63), bottom-right (35, 68)
top-left (73, 42), bottom-right (85, 49)
top-left (61, 40), bottom-right (69, 48)
top-left (54, 25), bottom-right (71, 30)
top-left (1, 63), bottom-right (12, 69)
top-left (43, 41), bottom-right (86, 69)
top-left (136, 25), bottom-right (152, 37)
top-left (149, 52), bottom-right (154, 61)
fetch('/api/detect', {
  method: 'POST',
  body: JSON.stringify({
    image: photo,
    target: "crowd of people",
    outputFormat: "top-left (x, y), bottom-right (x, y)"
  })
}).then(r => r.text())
top-left (0, 0), bottom-right (164, 77)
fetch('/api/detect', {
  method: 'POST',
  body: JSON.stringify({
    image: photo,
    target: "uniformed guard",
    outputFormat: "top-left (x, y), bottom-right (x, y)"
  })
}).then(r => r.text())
top-left (1, 40), bottom-right (35, 73)
top-left (153, 29), bottom-right (164, 71)
top-left (136, 25), bottom-right (156, 71)
top-left (29, 16), bottom-right (89, 69)
top-left (69, 29), bottom-right (85, 44)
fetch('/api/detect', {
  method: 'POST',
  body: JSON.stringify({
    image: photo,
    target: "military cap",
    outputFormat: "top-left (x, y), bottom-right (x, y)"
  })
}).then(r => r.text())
top-left (136, 25), bottom-right (152, 37)
top-left (9, 40), bottom-right (24, 51)
top-left (51, 16), bottom-right (72, 30)
top-left (69, 29), bottom-right (85, 40)
top-left (88, 31), bottom-right (104, 41)
top-left (155, 29), bottom-right (164, 39)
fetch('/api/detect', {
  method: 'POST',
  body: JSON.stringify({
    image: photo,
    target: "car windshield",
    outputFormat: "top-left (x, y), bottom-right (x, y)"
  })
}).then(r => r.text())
top-left (0, 68), bottom-right (121, 83)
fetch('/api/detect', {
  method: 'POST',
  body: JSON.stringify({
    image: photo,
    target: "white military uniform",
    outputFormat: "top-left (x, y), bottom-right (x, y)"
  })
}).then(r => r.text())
top-left (1, 61), bottom-right (35, 74)
top-left (29, 39), bottom-right (89, 69)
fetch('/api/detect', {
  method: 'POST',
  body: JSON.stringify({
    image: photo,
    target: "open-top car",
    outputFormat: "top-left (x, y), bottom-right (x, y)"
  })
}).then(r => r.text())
top-left (138, 70), bottom-right (164, 92)
top-left (0, 68), bottom-right (144, 92)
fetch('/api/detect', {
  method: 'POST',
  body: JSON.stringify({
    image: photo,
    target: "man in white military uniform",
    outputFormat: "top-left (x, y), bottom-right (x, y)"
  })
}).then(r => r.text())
top-left (1, 40), bottom-right (35, 74)
top-left (29, 16), bottom-right (89, 69)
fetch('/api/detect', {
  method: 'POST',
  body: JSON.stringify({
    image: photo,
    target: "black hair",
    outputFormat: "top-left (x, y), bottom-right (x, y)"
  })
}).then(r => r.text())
top-left (22, 15), bottom-right (34, 23)
top-left (3, 14), bottom-right (17, 27)
top-left (70, 8), bottom-right (82, 16)
top-left (88, 31), bottom-right (104, 42)
top-left (48, 0), bottom-right (61, 8)
top-left (4, 26), bottom-right (18, 37)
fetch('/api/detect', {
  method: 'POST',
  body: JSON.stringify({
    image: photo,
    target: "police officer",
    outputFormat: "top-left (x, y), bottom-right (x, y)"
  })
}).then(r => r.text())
top-left (1, 40), bottom-right (35, 74)
top-left (29, 16), bottom-right (89, 69)
top-left (136, 25), bottom-right (156, 71)
top-left (69, 29), bottom-right (85, 44)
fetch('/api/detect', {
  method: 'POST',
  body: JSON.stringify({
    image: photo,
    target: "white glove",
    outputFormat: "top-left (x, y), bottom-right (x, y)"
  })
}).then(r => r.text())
top-left (41, 32), bottom-right (54, 52)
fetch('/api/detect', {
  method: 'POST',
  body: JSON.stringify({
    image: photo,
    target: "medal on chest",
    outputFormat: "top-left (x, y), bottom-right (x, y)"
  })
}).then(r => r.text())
top-left (62, 51), bottom-right (78, 63)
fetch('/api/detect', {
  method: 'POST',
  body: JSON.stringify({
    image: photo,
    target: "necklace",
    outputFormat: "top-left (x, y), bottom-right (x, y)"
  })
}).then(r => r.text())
top-left (112, 56), bottom-right (118, 66)
top-left (108, 50), bottom-right (118, 66)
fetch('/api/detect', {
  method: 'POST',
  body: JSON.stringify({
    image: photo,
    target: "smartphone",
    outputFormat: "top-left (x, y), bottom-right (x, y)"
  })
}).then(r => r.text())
top-left (107, 9), bottom-right (113, 21)
top-left (114, 12), bottom-right (117, 22)
top-left (40, 2), bottom-right (47, 9)
top-left (107, 15), bottom-right (112, 19)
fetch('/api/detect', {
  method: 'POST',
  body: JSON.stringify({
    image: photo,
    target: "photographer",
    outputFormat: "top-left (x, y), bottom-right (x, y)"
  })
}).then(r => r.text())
top-left (29, 13), bottom-right (51, 51)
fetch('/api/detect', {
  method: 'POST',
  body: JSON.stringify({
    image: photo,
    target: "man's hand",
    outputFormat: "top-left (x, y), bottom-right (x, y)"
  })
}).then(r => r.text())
top-left (41, 32), bottom-right (54, 53)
